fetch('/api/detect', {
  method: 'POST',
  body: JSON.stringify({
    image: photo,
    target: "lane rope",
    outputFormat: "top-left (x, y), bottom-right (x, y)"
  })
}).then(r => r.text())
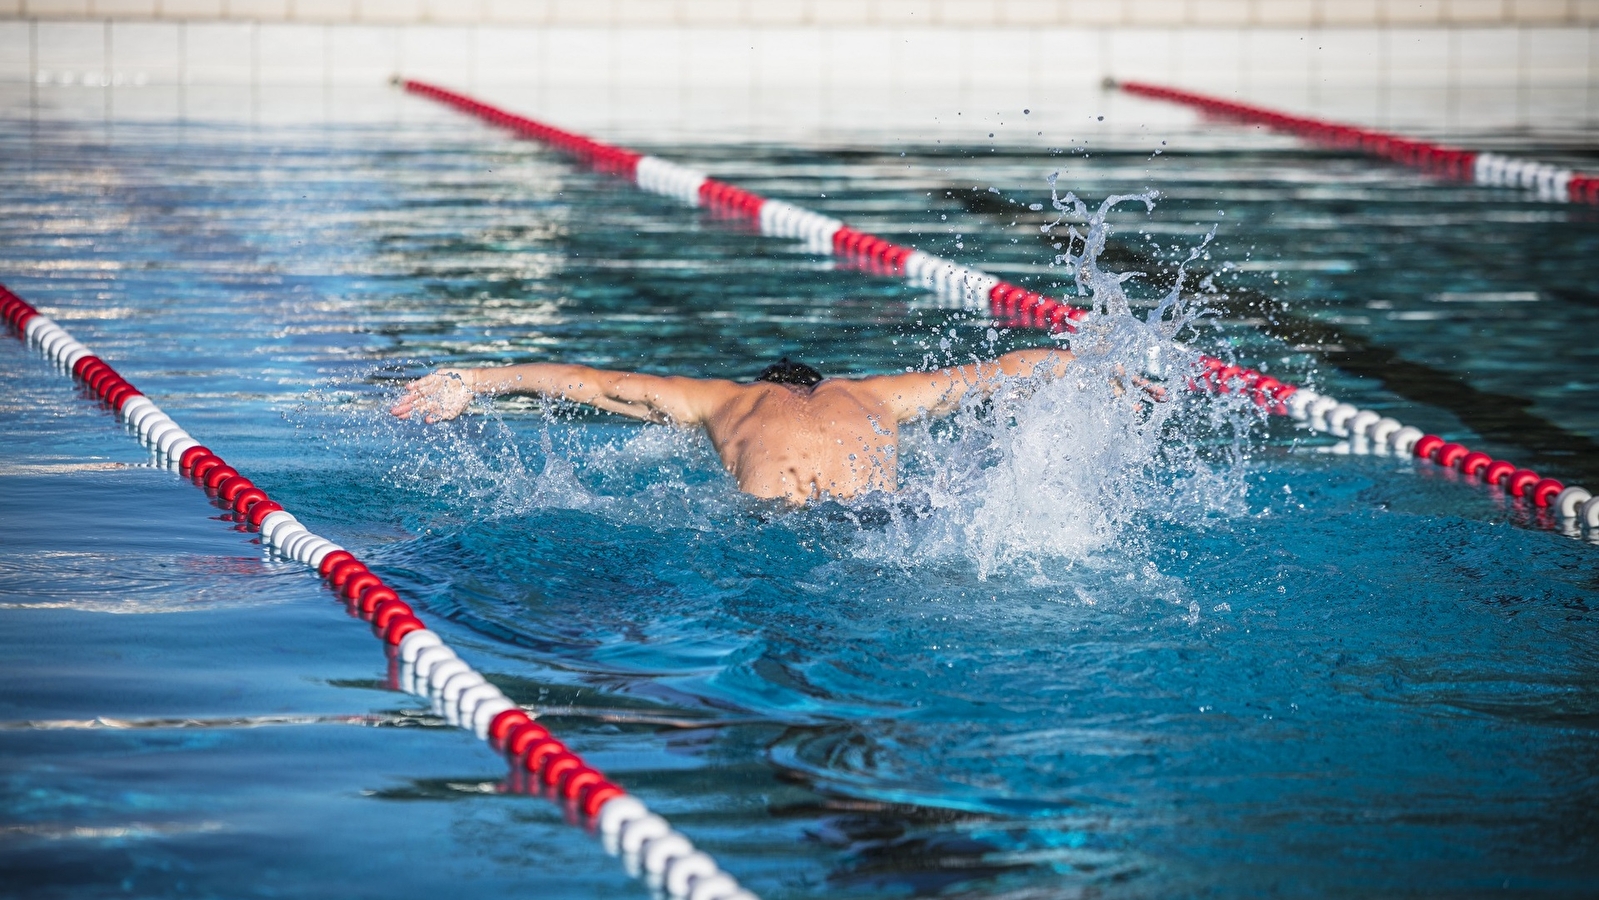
top-left (401, 78), bottom-right (1090, 330)
top-left (0, 283), bottom-right (760, 900)
top-left (1113, 79), bottom-right (1596, 204)
top-left (399, 79), bottom-right (1597, 541)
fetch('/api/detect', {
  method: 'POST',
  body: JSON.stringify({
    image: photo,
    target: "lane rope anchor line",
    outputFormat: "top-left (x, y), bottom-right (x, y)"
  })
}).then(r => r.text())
top-left (0, 283), bottom-right (760, 900)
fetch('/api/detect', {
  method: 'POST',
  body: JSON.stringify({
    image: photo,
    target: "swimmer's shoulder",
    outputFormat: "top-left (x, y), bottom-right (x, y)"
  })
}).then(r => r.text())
top-left (813, 377), bottom-right (895, 408)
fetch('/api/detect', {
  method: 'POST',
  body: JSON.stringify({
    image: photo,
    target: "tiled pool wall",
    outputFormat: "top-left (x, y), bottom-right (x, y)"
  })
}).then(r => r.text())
top-left (2, 1), bottom-right (1597, 139)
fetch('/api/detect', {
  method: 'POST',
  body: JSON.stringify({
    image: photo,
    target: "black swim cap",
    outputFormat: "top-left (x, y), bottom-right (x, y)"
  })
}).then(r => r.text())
top-left (755, 357), bottom-right (823, 387)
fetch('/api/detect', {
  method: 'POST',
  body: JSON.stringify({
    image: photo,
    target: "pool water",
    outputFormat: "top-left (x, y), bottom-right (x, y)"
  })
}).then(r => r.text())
top-left (2, 107), bottom-right (1598, 899)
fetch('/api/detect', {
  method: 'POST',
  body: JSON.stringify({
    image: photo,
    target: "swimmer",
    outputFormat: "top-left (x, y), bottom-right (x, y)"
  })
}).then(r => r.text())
top-left (392, 349), bottom-right (1107, 504)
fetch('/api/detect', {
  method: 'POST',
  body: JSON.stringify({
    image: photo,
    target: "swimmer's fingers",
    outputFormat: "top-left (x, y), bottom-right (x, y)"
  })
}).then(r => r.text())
top-left (388, 378), bottom-right (438, 420)
top-left (391, 370), bottom-right (474, 422)
top-left (1104, 369), bottom-right (1166, 402)
top-left (411, 389), bottom-right (472, 423)
top-left (1132, 376), bottom-right (1168, 402)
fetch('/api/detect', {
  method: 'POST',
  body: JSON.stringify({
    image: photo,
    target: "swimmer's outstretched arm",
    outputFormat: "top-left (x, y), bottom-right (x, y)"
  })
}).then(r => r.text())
top-left (390, 364), bottom-right (737, 425)
top-left (862, 348), bottom-right (1076, 422)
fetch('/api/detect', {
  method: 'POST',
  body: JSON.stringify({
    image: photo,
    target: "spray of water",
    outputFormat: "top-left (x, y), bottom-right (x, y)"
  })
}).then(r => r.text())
top-left (853, 189), bottom-right (1258, 579)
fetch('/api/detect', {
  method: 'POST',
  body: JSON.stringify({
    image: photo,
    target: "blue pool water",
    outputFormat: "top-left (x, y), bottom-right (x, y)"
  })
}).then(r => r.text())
top-left (2, 107), bottom-right (1598, 899)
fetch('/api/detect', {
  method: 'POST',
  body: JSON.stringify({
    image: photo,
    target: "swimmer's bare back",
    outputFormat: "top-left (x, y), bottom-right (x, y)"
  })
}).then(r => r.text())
top-left (390, 348), bottom-right (1075, 504)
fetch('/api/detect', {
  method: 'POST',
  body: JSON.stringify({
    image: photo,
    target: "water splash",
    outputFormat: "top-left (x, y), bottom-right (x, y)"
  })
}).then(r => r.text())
top-left (855, 190), bottom-right (1258, 579)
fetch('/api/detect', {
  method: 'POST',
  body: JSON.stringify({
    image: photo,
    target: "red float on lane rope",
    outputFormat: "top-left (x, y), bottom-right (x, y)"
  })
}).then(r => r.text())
top-left (1460, 452), bottom-right (1493, 477)
top-left (327, 558), bottom-right (368, 589)
top-left (358, 585), bottom-right (399, 614)
top-left (1435, 443), bottom-right (1468, 468)
top-left (371, 599), bottom-right (413, 630)
top-left (246, 500), bottom-right (283, 526)
top-left (318, 550), bottom-right (356, 578)
top-left (383, 614), bottom-right (425, 645)
top-left (1413, 435), bottom-right (1446, 461)
top-left (191, 455), bottom-right (225, 481)
top-left (203, 464), bottom-right (240, 490)
top-left (179, 445), bottom-right (212, 473)
top-left (342, 571), bottom-right (384, 602)
top-left (504, 721), bottom-right (553, 758)
top-left (490, 709), bottom-right (533, 749)
top-left (1532, 478), bottom-right (1565, 507)
top-left (1508, 469), bottom-right (1540, 498)
top-left (1485, 460), bottom-right (1518, 487)
top-left (230, 487), bottom-right (269, 514)
top-left (217, 475), bottom-right (256, 502)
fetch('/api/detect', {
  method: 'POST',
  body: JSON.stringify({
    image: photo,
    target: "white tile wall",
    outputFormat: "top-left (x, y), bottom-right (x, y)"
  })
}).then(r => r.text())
top-left (1446, 0), bottom-right (1509, 24)
top-left (542, 26), bottom-right (612, 86)
top-left (1524, 24), bottom-right (1590, 78)
top-left (4, 16), bottom-right (1595, 134)
top-left (474, 25), bottom-right (540, 83)
top-left (358, 0), bottom-right (427, 25)
top-left (25, 0), bottom-right (91, 15)
top-left (397, 21), bottom-right (472, 81)
top-left (1452, 26), bottom-right (1522, 85)
top-left (326, 23), bottom-right (400, 84)
top-left (1192, 0), bottom-right (1252, 26)
top-left (612, 26), bottom-right (683, 86)
top-left (7, 0), bottom-right (1599, 24)
top-left (898, 27), bottom-right (964, 92)
top-left (1323, 0), bottom-right (1386, 26)
top-left (1173, 28), bottom-right (1246, 93)
top-left (257, 21), bottom-right (326, 84)
top-left (1106, 25), bottom-right (1176, 83)
top-left (293, 1), bottom-right (359, 23)
top-left (231, 0), bottom-right (290, 19)
top-left (184, 21), bottom-right (254, 83)
top-left (34, 19), bottom-right (104, 79)
top-left (94, 0), bottom-right (157, 15)
top-left (156, 0), bottom-right (223, 16)
top-left (0, 20), bottom-right (30, 80)
top-left (809, 0), bottom-right (872, 25)
top-left (1385, 27), bottom-right (1453, 87)
top-left (111, 19), bottom-right (179, 81)
top-left (996, 0), bottom-right (1055, 25)
top-left (963, 27), bottom-right (1031, 89)
top-left (753, 27), bottom-right (824, 90)
top-left (1313, 27), bottom-right (1383, 81)
top-left (1063, 0), bottom-right (1122, 26)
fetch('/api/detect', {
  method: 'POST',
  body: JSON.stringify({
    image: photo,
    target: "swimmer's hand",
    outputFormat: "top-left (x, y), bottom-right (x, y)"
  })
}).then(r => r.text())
top-left (1110, 365), bottom-right (1168, 402)
top-left (1134, 376), bottom-right (1167, 402)
top-left (390, 368), bottom-right (477, 423)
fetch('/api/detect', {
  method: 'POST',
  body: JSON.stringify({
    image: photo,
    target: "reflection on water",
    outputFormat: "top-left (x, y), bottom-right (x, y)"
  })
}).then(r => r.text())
top-left (1, 117), bottom-right (1598, 898)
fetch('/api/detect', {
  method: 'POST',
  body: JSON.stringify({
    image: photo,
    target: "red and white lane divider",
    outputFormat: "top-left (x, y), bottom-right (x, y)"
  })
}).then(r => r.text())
top-left (401, 79), bottom-right (1597, 541)
top-left (0, 283), bottom-right (758, 900)
top-left (403, 79), bottom-right (1090, 330)
top-left (1114, 80), bottom-right (1596, 204)
top-left (1197, 358), bottom-right (1598, 532)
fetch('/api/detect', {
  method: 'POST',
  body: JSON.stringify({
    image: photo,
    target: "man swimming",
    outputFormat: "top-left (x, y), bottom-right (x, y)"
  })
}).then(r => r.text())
top-left (391, 348), bottom-right (1077, 504)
